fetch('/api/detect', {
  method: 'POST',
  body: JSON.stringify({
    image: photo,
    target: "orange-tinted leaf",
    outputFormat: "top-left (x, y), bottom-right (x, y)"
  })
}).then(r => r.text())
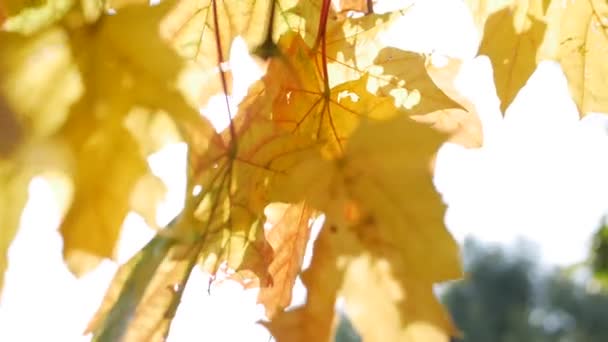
top-left (269, 33), bottom-right (397, 156)
top-left (258, 202), bottom-right (314, 318)
top-left (183, 80), bottom-right (318, 284)
top-left (287, 5), bottom-right (470, 147)
top-left (263, 225), bottom-right (342, 342)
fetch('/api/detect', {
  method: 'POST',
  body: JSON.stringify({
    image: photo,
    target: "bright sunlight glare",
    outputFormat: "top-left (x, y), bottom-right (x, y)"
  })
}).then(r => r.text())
top-left (2, 0), bottom-right (608, 341)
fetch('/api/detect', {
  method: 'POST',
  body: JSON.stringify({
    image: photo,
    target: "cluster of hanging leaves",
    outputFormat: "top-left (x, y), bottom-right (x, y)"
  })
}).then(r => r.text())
top-left (0, 0), bottom-right (606, 341)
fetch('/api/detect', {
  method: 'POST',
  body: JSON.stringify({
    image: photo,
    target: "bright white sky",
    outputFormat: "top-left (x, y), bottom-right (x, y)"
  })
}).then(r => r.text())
top-left (2, 0), bottom-right (608, 341)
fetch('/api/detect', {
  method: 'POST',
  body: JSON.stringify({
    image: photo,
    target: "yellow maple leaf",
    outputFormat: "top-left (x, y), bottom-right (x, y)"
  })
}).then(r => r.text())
top-left (257, 202), bottom-right (314, 318)
top-left (467, 0), bottom-right (608, 114)
top-left (1, 1), bottom-right (215, 276)
top-left (0, 0), bottom-right (106, 34)
top-left (0, 138), bottom-right (70, 296)
top-left (268, 33), bottom-right (398, 156)
top-left (471, 0), bottom-right (549, 112)
top-left (265, 1), bottom-right (482, 153)
top-left (185, 81), bottom-right (318, 282)
top-left (0, 28), bottom-right (82, 139)
top-left (311, 3), bottom-right (463, 117)
top-left (88, 80), bottom-right (316, 338)
top-left (263, 226), bottom-right (342, 342)
top-left (56, 2), bottom-right (214, 275)
top-left (423, 55), bottom-right (484, 147)
top-left (553, 0), bottom-right (608, 114)
top-left (1, 0), bottom-right (75, 34)
top-left (336, 0), bottom-right (373, 14)
top-left (58, 123), bottom-right (149, 275)
top-left (160, 0), bottom-right (302, 107)
top-left (267, 114), bottom-right (462, 341)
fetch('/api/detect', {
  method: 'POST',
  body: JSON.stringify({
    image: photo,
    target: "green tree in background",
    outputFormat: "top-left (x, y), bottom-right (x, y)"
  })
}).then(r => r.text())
top-left (591, 221), bottom-right (608, 285)
top-left (336, 238), bottom-right (608, 342)
top-left (444, 239), bottom-right (608, 342)
top-left (443, 239), bottom-right (544, 342)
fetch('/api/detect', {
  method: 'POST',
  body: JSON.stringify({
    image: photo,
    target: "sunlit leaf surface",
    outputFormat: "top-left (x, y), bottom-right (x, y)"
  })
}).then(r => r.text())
top-left (4, 0), bottom-right (608, 340)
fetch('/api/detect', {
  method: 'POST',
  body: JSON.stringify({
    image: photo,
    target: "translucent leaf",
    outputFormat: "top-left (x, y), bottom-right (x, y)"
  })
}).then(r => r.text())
top-left (268, 114), bottom-right (462, 340)
top-left (263, 226), bottom-right (342, 342)
top-left (311, 4), bottom-right (462, 119)
top-left (0, 1), bottom-right (216, 275)
top-left (474, 0), bottom-right (550, 112)
top-left (422, 55), bottom-right (484, 147)
top-left (555, 0), bottom-right (608, 114)
top-left (160, 0), bottom-right (299, 106)
top-left (0, 141), bottom-right (70, 296)
top-left (337, 0), bottom-right (372, 14)
top-left (467, 0), bottom-right (608, 114)
top-left (189, 81), bottom-right (318, 282)
top-left (285, 4), bottom-right (469, 147)
top-left (0, 28), bottom-right (83, 138)
top-left (1, 0), bottom-right (75, 34)
top-left (258, 202), bottom-right (314, 318)
top-left (59, 125), bottom-right (149, 275)
top-left (268, 33), bottom-right (398, 156)
top-left (87, 234), bottom-right (199, 341)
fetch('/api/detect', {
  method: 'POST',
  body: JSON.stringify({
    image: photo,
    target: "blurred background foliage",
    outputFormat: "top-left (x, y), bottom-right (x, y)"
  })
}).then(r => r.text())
top-left (336, 231), bottom-right (608, 342)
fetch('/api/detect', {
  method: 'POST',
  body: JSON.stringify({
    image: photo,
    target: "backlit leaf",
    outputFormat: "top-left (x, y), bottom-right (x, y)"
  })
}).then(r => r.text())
top-left (268, 33), bottom-right (397, 156)
top-left (160, 0), bottom-right (300, 106)
top-left (189, 81), bottom-right (318, 282)
top-left (467, 0), bottom-right (608, 114)
top-left (0, 0), bottom-right (488, 338)
top-left (473, 0), bottom-right (550, 112)
top-left (87, 233), bottom-right (200, 342)
top-left (0, 141), bottom-right (70, 296)
top-left (268, 114), bottom-right (461, 340)
top-left (0, 28), bottom-right (82, 139)
top-left (59, 124), bottom-right (149, 275)
top-left (337, 0), bottom-right (372, 14)
top-left (258, 202), bottom-right (314, 318)
top-left (423, 55), bottom-right (484, 147)
top-left (0, 1), bottom-right (216, 275)
top-left (263, 226), bottom-right (342, 342)
top-left (311, 3), bottom-right (463, 118)
top-left (303, 4), bottom-right (470, 145)
top-left (555, 0), bottom-right (608, 114)
top-left (1, 0), bottom-right (74, 34)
